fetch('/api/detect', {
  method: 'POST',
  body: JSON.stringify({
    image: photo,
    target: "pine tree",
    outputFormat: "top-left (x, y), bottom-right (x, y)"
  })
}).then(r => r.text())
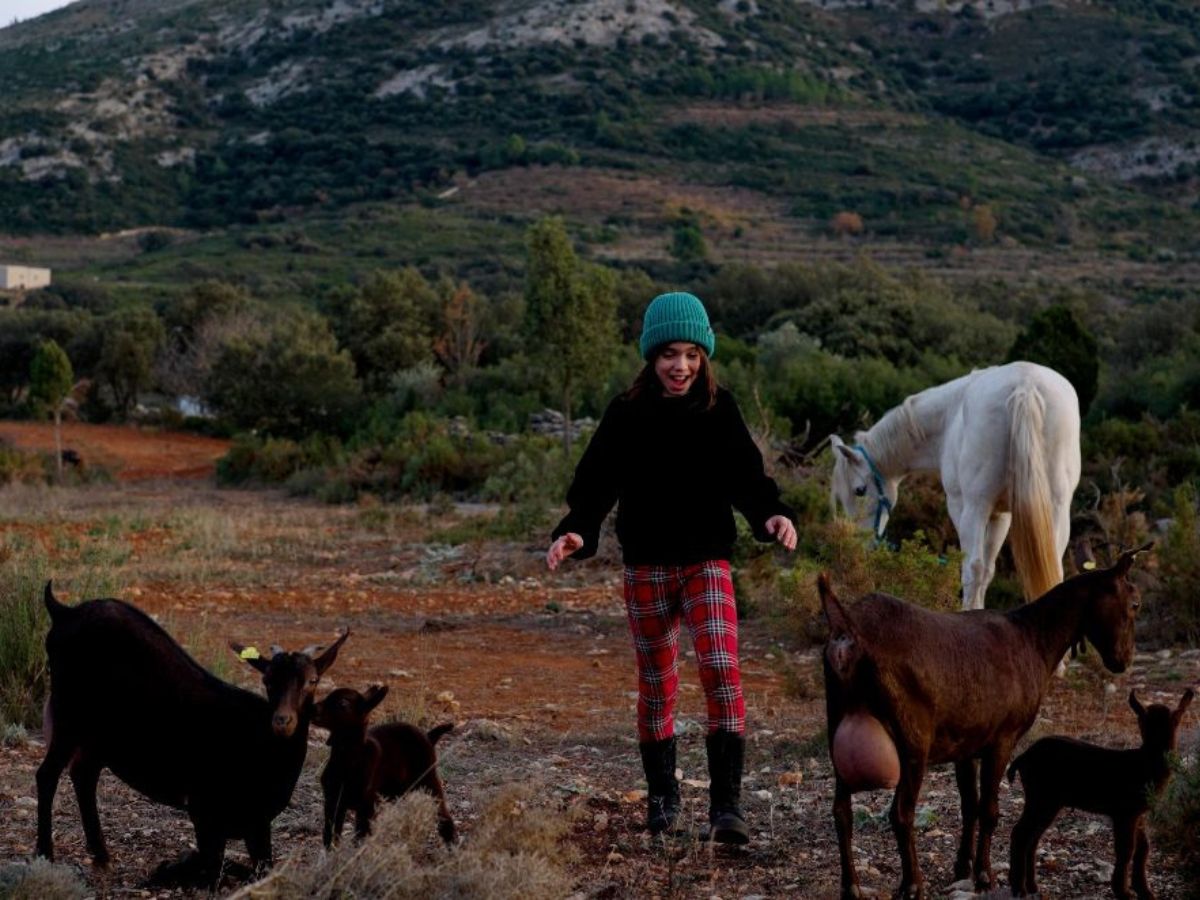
top-left (523, 217), bottom-right (618, 455)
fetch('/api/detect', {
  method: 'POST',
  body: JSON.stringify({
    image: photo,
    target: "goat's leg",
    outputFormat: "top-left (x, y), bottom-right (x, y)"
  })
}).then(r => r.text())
top-left (35, 737), bottom-right (75, 861)
top-left (1111, 816), bottom-right (1136, 900)
top-left (832, 777), bottom-right (863, 898)
top-left (354, 793), bottom-right (376, 841)
top-left (333, 798), bottom-right (350, 844)
top-left (68, 754), bottom-right (109, 866)
top-left (952, 759), bottom-right (979, 880)
top-left (1008, 809), bottom-right (1030, 897)
top-left (971, 748), bottom-right (1009, 891)
top-left (322, 785), bottom-right (340, 848)
top-left (1131, 817), bottom-right (1155, 900)
top-left (244, 820), bottom-right (273, 876)
top-left (888, 758), bottom-right (927, 899)
top-left (149, 819), bottom-right (226, 887)
top-left (422, 771), bottom-right (457, 844)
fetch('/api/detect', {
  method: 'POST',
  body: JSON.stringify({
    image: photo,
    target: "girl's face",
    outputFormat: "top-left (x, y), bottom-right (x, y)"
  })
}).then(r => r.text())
top-left (655, 342), bottom-right (702, 397)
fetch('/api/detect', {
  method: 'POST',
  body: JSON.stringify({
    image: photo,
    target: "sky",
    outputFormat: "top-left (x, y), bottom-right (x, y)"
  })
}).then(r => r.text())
top-left (4, 0), bottom-right (78, 27)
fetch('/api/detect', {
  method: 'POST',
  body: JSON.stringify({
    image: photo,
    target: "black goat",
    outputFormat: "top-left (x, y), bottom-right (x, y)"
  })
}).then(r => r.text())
top-left (313, 685), bottom-right (456, 847)
top-left (1008, 688), bottom-right (1194, 899)
top-left (36, 582), bottom-right (347, 885)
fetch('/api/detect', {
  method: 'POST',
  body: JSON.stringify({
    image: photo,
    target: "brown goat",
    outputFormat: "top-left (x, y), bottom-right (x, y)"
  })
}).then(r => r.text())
top-left (312, 685), bottom-right (456, 847)
top-left (1008, 688), bottom-right (1194, 900)
top-left (36, 583), bottom-right (347, 886)
top-left (819, 543), bottom-right (1150, 899)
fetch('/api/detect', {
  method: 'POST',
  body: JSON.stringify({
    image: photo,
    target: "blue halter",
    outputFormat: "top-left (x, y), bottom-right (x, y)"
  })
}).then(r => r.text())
top-left (852, 444), bottom-right (892, 540)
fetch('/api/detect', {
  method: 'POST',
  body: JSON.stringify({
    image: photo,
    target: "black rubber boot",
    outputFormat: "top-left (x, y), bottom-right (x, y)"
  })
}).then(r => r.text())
top-left (639, 737), bottom-right (681, 835)
top-left (706, 730), bottom-right (749, 845)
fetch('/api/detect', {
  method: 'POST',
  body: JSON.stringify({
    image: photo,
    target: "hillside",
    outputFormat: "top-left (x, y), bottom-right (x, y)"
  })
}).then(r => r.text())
top-left (0, 0), bottom-right (1198, 302)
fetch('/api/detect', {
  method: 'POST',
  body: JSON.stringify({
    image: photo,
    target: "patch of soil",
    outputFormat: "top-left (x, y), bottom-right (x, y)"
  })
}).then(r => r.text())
top-left (0, 421), bottom-right (229, 481)
top-left (0, 429), bottom-right (1197, 899)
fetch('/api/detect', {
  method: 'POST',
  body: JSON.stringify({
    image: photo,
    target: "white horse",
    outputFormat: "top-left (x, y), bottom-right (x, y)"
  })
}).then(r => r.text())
top-left (830, 361), bottom-right (1081, 611)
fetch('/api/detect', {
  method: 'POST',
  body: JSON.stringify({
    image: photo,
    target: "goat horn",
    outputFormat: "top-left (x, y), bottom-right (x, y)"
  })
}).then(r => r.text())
top-left (269, 644), bottom-right (286, 658)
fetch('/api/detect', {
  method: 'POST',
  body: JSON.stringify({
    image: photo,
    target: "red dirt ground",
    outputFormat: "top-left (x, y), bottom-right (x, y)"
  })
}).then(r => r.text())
top-left (0, 421), bottom-right (229, 481)
top-left (1, 423), bottom-right (1197, 899)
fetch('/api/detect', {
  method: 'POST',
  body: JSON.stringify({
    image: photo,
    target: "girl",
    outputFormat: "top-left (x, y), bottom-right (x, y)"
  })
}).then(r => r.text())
top-left (546, 291), bottom-right (796, 844)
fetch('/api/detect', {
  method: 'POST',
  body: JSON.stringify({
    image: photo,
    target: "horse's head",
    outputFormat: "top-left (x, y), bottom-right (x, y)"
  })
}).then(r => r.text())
top-left (829, 434), bottom-right (898, 539)
top-left (1082, 543), bottom-right (1152, 673)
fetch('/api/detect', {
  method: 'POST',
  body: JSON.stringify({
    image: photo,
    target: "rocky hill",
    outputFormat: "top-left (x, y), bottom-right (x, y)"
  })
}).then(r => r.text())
top-left (1, 0), bottom-right (1198, 296)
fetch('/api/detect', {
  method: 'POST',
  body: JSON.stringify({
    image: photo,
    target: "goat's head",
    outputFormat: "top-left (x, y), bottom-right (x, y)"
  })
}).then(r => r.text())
top-left (1130, 688), bottom-right (1195, 753)
top-left (230, 629), bottom-right (349, 738)
top-left (1082, 543), bottom-right (1151, 673)
top-left (313, 684), bottom-right (388, 733)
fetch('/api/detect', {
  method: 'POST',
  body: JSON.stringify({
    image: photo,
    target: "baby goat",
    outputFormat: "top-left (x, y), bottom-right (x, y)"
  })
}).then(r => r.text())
top-left (1008, 688), bottom-right (1194, 900)
top-left (312, 685), bottom-right (456, 847)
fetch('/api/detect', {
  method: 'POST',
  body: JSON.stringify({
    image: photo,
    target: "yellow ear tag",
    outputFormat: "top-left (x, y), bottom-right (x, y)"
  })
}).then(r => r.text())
top-left (1082, 561), bottom-right (1097, 571)
top-left (240, 646), bottom-right (261, 660)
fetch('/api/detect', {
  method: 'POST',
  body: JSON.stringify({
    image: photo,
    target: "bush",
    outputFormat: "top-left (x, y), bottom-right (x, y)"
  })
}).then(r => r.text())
top-left (1151, 753), bottom-right (1200, 888)
top-left (1155, 484), bottom-right (1200, 645)
top-left (0, 552), bottom-right (50, 730)
top-left (0, 443), bottom-right (47, 486)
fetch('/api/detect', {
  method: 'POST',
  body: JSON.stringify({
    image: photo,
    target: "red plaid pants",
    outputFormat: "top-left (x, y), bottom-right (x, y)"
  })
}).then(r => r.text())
top-left (623, 560), bottom-right (745, 742)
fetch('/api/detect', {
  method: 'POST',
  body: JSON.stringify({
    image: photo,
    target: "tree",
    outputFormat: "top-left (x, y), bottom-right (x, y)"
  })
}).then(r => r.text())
top-left (670, 213), bottom-right (708, 262)
top-left (523, 217), bottom-right (618, 455)
top-left (1006, 305), bottom-right (1099, 415)
top-left (96, 308), bottom-right (165, 418)
top-left (433, 279), bottom-right (487, 388)
top-left (204, 311), bottom-right (361, 437)
top-left (333, 268), bottom-right (437, 394)
top-left (971, 204), bottom-right (997, 243)
top-left (30, 339), bottom-right (74, 479)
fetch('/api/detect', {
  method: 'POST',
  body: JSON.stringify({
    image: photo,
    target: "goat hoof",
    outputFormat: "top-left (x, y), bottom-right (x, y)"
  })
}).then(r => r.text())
top-left (147, 851), bottom-right (221, 888)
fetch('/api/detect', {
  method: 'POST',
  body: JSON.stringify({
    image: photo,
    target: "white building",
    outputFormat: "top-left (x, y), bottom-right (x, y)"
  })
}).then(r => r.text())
top-left (0, 265), bottom-right (52, 290)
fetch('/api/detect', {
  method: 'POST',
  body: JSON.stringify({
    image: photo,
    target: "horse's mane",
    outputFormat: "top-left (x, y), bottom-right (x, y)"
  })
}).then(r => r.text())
top-left (856, 396), bottom-right (926, 470)
top-left (857, 370), bottom-right (982, 471)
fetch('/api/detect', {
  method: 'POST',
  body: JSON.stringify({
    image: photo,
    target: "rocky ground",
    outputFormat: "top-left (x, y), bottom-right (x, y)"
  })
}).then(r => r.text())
top-left (0, 425), bottom-right (1198, 898)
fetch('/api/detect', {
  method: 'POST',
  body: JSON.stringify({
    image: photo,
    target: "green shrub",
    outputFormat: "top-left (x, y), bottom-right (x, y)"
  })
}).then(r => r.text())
top-left (1155, 484), bottom-right (1200, 645)
top-left (0, 552), bottom-right (50, 730)
top-left (0, 444), bottom-right (46, 486)
top-left (1151, 753), bottom-right (1200, 888)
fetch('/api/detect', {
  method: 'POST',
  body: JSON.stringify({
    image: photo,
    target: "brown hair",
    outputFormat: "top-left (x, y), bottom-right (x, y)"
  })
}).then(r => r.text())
top-left (625, 344), bottom-right (718, 409)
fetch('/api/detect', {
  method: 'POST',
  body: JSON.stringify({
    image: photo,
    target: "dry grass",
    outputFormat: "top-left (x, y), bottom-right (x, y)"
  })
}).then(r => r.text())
top-left (0, 858), bottom-right (89, 900)
top-left (231, 784), bottom-right (576, 899)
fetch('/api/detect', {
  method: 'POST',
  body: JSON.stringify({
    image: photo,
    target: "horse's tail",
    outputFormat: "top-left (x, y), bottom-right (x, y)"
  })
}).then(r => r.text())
top-left (1007, 385), bottom-right (1060, 601)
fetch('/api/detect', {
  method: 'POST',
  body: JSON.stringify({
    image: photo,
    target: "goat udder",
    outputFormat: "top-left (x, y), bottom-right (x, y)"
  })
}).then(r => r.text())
top-left (832, 713), bottom-right (900, 792)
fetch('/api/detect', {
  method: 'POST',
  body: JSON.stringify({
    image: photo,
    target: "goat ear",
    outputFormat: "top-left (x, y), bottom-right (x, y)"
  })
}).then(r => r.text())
top-left (1129, 690), bottom-right (1145, 718)
top-left (818, 573), bottom-right (856, 636)
top-left (230, 642), bottom-right (271, 673)
top-left (364, 683), bottom-right (388, 712)
top-left (1115, 541), bottom-right (1154, 575)
top-left (1175, 688), bottom-right (1195, 723)
top-left (312, 628), bottom-right (349, 675)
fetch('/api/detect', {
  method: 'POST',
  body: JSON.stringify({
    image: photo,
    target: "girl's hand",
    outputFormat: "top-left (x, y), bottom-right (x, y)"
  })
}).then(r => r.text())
top-left (546, 532), bottom-right (584, 570)
top-left (766, 515), bottom-right (797, 552)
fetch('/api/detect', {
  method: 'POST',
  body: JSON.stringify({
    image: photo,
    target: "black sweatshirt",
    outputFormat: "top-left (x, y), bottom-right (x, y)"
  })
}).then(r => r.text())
top-left (551, 386), bottom-right (796, 565)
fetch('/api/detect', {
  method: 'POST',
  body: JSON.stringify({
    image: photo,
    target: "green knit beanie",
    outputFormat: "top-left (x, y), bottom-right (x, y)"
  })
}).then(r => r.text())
top-left (638, 291), bottom-right (716, 360)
